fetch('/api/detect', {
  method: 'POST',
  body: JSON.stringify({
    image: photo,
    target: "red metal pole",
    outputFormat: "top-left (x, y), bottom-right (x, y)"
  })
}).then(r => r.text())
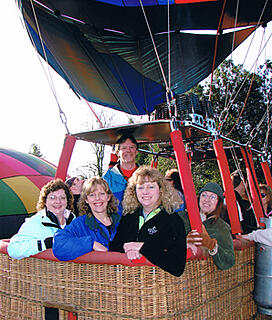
top-left (170, 130), bottom-right (202, 232)
top-left (240, 147), bottom-right (264, 225)
top-left (55, 134), bottom-right (77, 181)
top-left (68, 312), bottom-right (77, 320)
top-left (261, 161), bottom-right (272, 188)
top-left (213, 139), bottom-right (241, 234)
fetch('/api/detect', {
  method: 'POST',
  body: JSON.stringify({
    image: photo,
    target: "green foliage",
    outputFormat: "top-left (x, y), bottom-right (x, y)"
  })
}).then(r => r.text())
top-left (29, 143), bottom-right (43, 158)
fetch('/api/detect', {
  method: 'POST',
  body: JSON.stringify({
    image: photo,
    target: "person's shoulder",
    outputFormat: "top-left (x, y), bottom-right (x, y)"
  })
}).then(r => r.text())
top-left (207, 217), bottom-right (232, 233)
top-left (26, 210), bottom-right (45, 222)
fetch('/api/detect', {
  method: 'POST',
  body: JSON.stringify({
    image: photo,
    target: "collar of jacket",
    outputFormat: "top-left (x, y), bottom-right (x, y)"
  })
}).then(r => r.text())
top-left (139, 207), bottom-right (161, 230)
top-left (41, 209), bottom-right (74, 229)
top-left (85, 212), bottom-right (121, 240)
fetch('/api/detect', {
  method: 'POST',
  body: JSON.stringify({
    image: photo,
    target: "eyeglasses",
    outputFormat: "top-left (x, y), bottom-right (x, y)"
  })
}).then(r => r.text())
top-left (48, 195), bottom-right (67, 201)
top-left (261, 193), bottom-right (267, 198)
top-left (200, 193), bottom-right (218, 202)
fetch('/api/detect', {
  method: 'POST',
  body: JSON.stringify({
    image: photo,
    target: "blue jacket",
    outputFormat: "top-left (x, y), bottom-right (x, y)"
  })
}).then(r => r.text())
top-left (103, 165), bottom-right (127, 204)
top-left (7, 209), bottom-right (75, 260)
top-left (52, 213), bottom-right (121, 261)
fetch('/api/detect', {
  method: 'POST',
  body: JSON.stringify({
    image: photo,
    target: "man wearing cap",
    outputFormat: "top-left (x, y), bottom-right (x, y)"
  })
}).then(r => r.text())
top-left (103, 134), bottom-right (138, 204)
top-left (179, 182), bottom-right (235, 270)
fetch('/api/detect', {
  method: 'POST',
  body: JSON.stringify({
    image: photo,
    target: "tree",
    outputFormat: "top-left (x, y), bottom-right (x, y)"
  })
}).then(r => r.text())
top-left (29, 143), bottom-right (43, 158)
top-left (190, 59), bottom-right (272, 185)
top-left (76, 109), bottom-right (115, 177)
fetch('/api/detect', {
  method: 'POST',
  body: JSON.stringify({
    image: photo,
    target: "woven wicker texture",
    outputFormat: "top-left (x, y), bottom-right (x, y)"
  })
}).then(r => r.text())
top-left (0, 246), bottom-right (262, 320)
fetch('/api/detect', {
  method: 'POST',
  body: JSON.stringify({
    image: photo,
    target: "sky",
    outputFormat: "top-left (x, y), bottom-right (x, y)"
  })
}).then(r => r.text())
top-left (1, 1), bottom-right (272, 176)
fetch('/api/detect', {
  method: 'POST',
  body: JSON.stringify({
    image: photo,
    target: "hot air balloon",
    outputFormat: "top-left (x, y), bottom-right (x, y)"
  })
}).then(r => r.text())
top-left (0, 148), bottom-right (56, 238)
top-left (16, 0), bottom-right (272, 115)
top-left (1, 1), bottom-right (271, 319)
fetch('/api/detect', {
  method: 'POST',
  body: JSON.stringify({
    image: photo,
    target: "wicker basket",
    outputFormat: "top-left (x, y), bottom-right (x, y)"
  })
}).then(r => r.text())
top-left (0, 241), bottom-right (258, 320)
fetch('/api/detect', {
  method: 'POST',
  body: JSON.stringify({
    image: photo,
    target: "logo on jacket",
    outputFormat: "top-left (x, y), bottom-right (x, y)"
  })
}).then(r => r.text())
top-left (147, 226), bottom-right (158, 235)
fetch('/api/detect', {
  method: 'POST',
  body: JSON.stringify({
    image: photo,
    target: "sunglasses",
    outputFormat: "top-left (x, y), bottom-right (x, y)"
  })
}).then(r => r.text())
top-left (261, 192), bottom-right (267, 198)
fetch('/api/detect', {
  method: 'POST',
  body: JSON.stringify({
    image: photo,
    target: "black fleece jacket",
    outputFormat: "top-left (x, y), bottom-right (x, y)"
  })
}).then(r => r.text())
top-left (109, 208), bottom-right (187, 277)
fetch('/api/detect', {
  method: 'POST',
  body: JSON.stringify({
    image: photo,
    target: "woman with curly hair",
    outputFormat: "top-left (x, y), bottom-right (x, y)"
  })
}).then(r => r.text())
top-left (8, 179), bottom-right (75, 260)
top-left (109, 166), bottom-right (187, 277)
top-left (53, 177), bottom-right (121, 261)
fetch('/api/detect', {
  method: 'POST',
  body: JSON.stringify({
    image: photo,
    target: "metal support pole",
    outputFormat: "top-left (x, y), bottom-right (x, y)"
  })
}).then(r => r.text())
top-left (213, 138), bottom-right (241, 234)
top-left (170, 129), bottom-right (202, 232)
top-left (240, 147), bottom-right (264, 225)
top-left (261, 161), bottom-right (272, 188)
top-left (55, 134), bottom-right (77, 180)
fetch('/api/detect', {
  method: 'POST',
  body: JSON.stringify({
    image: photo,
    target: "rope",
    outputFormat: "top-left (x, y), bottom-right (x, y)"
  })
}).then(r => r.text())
top-left (230, 146), bottom-right (254, 210)
top-left (225, 26), bottom-right (267, 137)
top-left (247, 102), bottom-right (272, 146)
top-left (85, 100), bottom-right (104, 128)
top-left (208, 0), bottom-right (227, 101)
top-left (28, 0), bottom-right (70, 134)
top-left (139, 0), bottom-right (175, 119)
top-left (223, 0), bottom-right (240, 113)
top-left (218, 0), bottom-right (270, 133)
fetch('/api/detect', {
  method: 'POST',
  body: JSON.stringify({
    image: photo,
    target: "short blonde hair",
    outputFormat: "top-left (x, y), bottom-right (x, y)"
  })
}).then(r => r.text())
top-left (122, 166), bottom-right (182, 215)
top-left (78, 177), bottom-right (118, 217)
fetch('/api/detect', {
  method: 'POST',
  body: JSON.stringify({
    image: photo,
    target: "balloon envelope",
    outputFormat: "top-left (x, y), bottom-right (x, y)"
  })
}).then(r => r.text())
top-left (0, 148), bottom-right (56, 238)
top-left (17, 0), bottom-right (272, 115)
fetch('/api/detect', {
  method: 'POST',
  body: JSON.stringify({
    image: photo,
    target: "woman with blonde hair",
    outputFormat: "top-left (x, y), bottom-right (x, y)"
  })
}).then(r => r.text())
top-left (53, 177), bottom-right (121, 261)
top-left (109, 166), bottom-right (187, 277)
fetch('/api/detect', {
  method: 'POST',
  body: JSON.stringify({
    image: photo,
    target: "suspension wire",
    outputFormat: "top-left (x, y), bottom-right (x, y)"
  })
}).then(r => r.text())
top-left (225, 26), bottom-right (266, 137)
top-left (219, 32), bottom-right (272, 135)
top-left (27, 0), bottom-right (70, 134)
top-left (263, 114), bottom-right (272, 152)
top-left (208, 0), bottom-right (227, 101)
top-left (230, 146), bottom-right (255, 212)
top-left (218, 0), bottom-right (270, 133)
top-left (139, 0), bottom-right (173, 105)
top-left (85, 100), bottom-right (104, 128)
top-left (247, 102), bottom-right (272, 146)
top-left (167, 0), bottom-right (171, 91)
top-left (262, 30), bottom-right (271, 153)
top-left (223, 0), bottom-right (240, 111)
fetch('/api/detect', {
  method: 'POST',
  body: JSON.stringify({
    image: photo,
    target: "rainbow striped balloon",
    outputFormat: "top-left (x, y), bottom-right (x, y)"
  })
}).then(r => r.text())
top-left (0, 148), bottom-right (56, 217)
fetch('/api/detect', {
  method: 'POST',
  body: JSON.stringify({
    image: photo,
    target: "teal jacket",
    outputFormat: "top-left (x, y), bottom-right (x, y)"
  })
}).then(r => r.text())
top-left (179, 211), bottom-right (235, 270)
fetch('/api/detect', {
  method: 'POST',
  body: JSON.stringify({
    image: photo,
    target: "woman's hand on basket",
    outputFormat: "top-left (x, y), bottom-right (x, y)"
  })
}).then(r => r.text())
top-left (123, 242), bottom-right (144, 260)
top-left (123, 242), bottom-right (144, 252)
top-left (93, 241), bottom-right (108, 251)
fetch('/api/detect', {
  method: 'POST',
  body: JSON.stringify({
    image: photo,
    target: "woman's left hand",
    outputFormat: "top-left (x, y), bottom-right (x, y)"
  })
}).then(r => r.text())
top-left (126, 249), bottom-right (142, 260)
top-left (123, 242), bottom-right (144, 253)
top-left (93, 241), bottom-right (108, 251)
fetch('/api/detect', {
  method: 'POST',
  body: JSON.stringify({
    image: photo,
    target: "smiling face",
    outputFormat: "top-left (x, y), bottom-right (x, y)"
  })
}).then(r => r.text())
top-left (118, 138), bottom-right (137, 167)
top-left (86, 184), bottom-right (111, 217)
top-left (45, 188), bottom-right (67, 217)
top-left (199, 191), bottom-right (218, 215)
top-left (136, 177), bottom-right (161, 214)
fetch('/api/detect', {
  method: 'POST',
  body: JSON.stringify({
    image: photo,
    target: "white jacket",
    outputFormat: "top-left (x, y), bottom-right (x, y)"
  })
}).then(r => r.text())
top-left (7, 208), bottom-right (75, 260)
top-left (247, 228), bottom-right (272, 247)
